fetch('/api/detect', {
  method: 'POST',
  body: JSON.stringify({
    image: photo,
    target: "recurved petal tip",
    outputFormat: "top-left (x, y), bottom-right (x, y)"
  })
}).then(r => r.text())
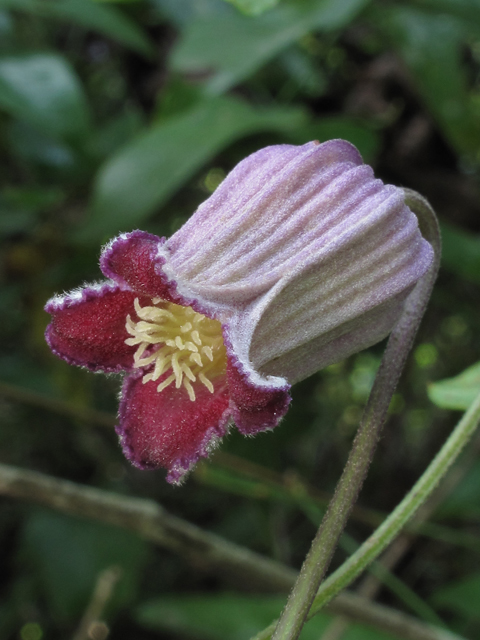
top-left (100, 230), bottom-right (178, 301)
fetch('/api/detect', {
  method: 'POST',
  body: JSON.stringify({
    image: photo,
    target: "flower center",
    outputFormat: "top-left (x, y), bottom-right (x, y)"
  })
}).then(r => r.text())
top-left (125, 298), bottom-right (226, 401)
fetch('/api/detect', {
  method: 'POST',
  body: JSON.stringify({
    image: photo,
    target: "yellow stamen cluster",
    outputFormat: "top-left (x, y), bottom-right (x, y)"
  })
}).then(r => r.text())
top-left (125, 298), bottom-right (226, 401)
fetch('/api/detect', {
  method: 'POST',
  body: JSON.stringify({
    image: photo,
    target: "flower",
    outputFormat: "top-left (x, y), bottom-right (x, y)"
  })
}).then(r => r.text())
top-left (45, 140), bottom-right (434, 483)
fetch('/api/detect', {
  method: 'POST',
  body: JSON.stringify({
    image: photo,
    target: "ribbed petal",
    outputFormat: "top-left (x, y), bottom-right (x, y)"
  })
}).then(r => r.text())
top-left (117, 373), bottom-right (231, 483)
top-left (163, 140), bottom-right (364, 307)
top-left (244, 191), bottom-right (433, 380)
top-left (258, 291), bottom-right (410, 383)
top-left (45, 283), bottom-right (137, 372)
top-left (100, 230), bottom-right (179, 301)
top-left (217, 169), bottom-right (433, 385)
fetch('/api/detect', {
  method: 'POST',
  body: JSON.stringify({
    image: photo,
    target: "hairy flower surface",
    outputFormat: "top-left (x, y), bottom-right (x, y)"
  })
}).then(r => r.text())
top-left (45, 140), bottom-right (434, 483)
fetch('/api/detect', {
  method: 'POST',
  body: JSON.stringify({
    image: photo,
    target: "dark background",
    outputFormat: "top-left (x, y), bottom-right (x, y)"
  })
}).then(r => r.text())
top-left (1, 0), bottom-right (480, 638)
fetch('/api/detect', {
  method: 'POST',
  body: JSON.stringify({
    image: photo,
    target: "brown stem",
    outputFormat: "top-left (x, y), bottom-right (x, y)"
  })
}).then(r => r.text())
top-left (0, 462), bottom-right (464, 640)
top-left (71, 566), bottom-right (121, 640)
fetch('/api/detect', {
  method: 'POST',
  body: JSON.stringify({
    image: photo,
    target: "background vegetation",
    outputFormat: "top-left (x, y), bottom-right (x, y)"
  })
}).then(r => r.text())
top-left (1, 0), bottom-right (480, 638)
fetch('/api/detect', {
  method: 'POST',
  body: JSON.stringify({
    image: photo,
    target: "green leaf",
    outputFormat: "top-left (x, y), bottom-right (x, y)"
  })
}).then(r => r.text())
top-left (149, 0), bottom-right (216, 27)
top-left (86, 107), bottom-right (144, 160)
top-left (0, 9), bottom-right (14, 51)
top-left (428, 361), bottom-right (480, 410)
top-left (136, 594), bottom-right (397, 640)
top-left (414, 0), bottom-right (480, 38)
top-left (440, 222), bottom-right (480, 285)
top-left (172, 0), bottom-right (371, 95)
top-left (136, 595), bottom-right (291, 640)
top-left (0, 53), bottom-right (91, 141)
top-left (0, 186), bottom-right (64, 235)
top-left (222, 0), bottom-right (279, 16)
top-left (6, 121), bottom-right (78, 173)
top-left (0, 0), bottom-right (153, 56)
top-left (431, 573), bottom-right (480, 619)
top-left (80, 96), bottom-right (307, 242)
top-left (438, 461), bottom-right (480, 518)
top-left (368, 4), bottom-right (480, 157)
top-left (343, 627), bottom-right (398, 640)
top-left (21, 509), bottom-right (149, 622)
top-left (278, 47), bottom-right (328, 98)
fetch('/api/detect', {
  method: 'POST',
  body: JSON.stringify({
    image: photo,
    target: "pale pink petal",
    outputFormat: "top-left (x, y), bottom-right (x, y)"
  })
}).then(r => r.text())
top-left (163, 140), bottom-right (365, 308)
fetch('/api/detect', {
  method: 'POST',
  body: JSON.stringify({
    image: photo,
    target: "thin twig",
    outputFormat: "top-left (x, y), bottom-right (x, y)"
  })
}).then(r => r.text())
top-left (0, 463), bottom-right (464, 640)
top-left (0, 380), bottom-right (387, 530)
top-left (199, 454), bottom-right (480, 552)
top-left (4, 380), bottom-right (477, 550)
top-left (71, 566), bottom-right (121, 640)
top-left (0, 381), bottom-right (115, 428)
top-left (0, 462), bottom-right (295, 593)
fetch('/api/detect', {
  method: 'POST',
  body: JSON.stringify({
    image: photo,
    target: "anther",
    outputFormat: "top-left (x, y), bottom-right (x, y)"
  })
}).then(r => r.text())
top-left (125, 298), bottom-right (226, 401)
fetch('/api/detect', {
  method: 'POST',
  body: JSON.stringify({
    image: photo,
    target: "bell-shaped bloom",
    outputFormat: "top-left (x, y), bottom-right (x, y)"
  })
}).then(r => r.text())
top-left (45, 140), bottom-right (434, 483)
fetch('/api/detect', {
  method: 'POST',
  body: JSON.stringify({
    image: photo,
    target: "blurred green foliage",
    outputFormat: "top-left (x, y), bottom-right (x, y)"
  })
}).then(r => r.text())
top-left (83, 96), bottom-right (307, 239)
top-left (429, 361), bottom-right (480, 410)
top-left (221, 0), bottom-right (280, 17)
top-left (1, 0), bottom-right (480, 638)
top-left (135, 594), bottom-right (399, 639)
top-left (21, 510), bottom-right (148, 621)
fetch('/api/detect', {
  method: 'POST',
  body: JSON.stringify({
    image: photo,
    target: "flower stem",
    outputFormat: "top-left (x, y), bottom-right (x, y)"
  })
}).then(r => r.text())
top-left (271, 191), bottom-right (441, 640)
top-left (308, 385), bottom-right (480, 620)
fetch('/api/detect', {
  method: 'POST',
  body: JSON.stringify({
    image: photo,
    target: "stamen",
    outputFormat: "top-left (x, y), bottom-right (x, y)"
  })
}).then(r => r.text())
top-left (182, 363), bottom-right (196, 382)
top-left (157, 373), bottom-right (176, 392)
top-left (183, 378), bottom-right (196, 402)
top-left (125, 298), bottom-right (226, 401)
top-left (202, 346), bottom-right (213, 361)
top-left (171, 352), bottom-right (183, 388)
top-left (199, 372), bottom-right (214, 394)
top-left (190, 353), bottom-right (203, 367)
top-left (191, 331), bottom-right (201, 345)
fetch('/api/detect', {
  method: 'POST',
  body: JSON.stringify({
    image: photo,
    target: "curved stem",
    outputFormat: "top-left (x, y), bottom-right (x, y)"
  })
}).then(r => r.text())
top-left (308, 386), bottom-right (480, 619)
top-left (271, 191), bottom-right (441, 640)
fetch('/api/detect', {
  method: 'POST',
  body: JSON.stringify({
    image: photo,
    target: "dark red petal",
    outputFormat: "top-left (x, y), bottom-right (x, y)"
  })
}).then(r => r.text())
top-left (227, 359), bottom-right (291, 435)
top-left (117, 373), bottom-right (230, 483)
top-left (100, 231), bottom-right (177, 300)
top-left (45, 284), bottom-right (137, 372)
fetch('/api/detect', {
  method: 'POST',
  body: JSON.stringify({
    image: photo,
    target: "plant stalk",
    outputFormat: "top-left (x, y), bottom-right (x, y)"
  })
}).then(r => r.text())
top-left (271, 191), bottom-right (441, 640)
top-left (309, 385), bottom-right (480, 618)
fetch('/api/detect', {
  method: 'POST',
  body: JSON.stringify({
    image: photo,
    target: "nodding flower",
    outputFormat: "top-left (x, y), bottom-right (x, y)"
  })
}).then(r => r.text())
top-left (45, 140), bottom-right (434, 484)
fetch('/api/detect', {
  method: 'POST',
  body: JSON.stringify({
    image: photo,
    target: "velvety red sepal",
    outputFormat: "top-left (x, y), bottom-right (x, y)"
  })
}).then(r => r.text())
top-left (100, 231), bottom-right (177, 301)
top-left (117, 373), bottom-right (231, 483)
top-left (45, 285), bottom-right (137, 372)
top-left (226, 359), bottom-right (291, 435)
